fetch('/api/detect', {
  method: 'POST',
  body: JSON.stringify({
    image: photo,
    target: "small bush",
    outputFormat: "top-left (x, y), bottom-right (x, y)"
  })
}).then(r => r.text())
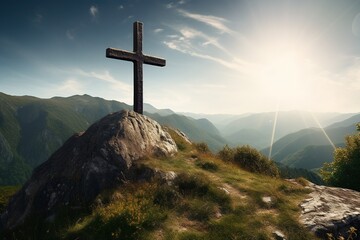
top-left (196, 160), bottom-right (219, 172)
top-left (217, 145), bottom-right (235, 162)
top-left (233, 145), bottom-right (279, 177)
top-left (174, 172), bottom-right (210, 197)
top-left (194, 142), bottom-right (210, 154)
top-left (218, 145), bottom-right (279, 177)
top-left (188, 199), bottom-right (216, 221)
top-left (153, 184), bottom-right (180, 208)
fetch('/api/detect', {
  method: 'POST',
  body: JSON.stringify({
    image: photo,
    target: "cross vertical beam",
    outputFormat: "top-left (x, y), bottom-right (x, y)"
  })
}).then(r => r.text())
top-left (133, 22), bottom-right (143, 114)
top-left (106, 21), bottom-right (166, 114)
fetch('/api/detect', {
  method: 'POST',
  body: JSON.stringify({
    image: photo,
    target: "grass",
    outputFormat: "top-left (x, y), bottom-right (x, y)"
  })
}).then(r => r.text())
top-left (0, 185), bottom-right (20, 213)
top-left (0, 132), bottom-right (318, 240)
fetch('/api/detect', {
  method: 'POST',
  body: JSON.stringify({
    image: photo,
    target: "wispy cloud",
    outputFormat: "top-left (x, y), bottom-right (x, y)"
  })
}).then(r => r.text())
top-left (163, 24), bottom-right (243, 70)
top-left (76, 69), bottom-right (131, 93)
top-left (166, 3), bottom-right (175, 9)
top-left (178, 26), bottom-right (228, 53)
top-left (154, 28), bottom-right (164, 34)
top-left (118, 5), bottom-right (124, 10)
top-left (166, 1), bottom-right (186, 9)
top-left (89, 6), bottom-right (98, 18)
top-left (163, 39), bottom-right (245, 71)
top-left (178, 9), bottom-right (234, 35)
top-left (59, 78), bottom-right (83, 93)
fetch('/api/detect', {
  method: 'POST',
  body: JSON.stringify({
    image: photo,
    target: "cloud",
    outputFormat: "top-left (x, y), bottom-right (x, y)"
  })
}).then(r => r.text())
top-left (163, 25), bottom-right (242, 70)
top-left (154, 28), bottom-right (164, 34)
top-left (118, 5), bottom-right (124, 10)
top-left (66, 30), bottom-right (75, 40)
top-left (89, 6), bottom-right (98, 18)
top-left (163, 39), bottom-right (243, 70)
top-left (166, 3), bottom-right (175, 9)
top-left (75, 69), bottom-right (132, 93)
top-left (178, 9), bottom-right (234, 34)
top-left (58, 78), bottom-right (83, 93)
top-left (166, 1), bottom-right (186, 9)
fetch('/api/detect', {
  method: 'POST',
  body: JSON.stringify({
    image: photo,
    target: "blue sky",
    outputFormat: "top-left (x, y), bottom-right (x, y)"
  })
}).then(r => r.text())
top-left (1, 0), bottom-right (360, 114)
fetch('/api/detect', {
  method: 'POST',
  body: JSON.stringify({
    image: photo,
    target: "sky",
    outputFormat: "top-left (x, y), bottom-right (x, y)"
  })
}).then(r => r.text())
top-left (1, 0), bottom-right (360, 114)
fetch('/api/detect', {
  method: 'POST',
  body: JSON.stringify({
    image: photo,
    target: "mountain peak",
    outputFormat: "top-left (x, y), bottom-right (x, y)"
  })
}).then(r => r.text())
top-left (0, 110), bottom-right (177, 230)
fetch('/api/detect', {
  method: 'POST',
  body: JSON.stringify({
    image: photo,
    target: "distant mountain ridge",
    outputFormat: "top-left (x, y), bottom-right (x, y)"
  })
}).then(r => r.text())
top-left (262, 117), bottom-right (360, 170)
top-left (0, 92), bottom-right (226, 185)
top-left (219, 111), bottom-right (356, 149)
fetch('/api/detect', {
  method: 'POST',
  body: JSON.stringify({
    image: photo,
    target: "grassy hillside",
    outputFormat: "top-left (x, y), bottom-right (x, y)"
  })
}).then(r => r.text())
top-left (1, 135), bottom-right (317, 240)
top-left (0, 93), bottom-right (226, 185)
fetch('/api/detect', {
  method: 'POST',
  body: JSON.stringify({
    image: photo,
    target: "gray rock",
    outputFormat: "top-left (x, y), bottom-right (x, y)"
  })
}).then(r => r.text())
top-left (272, 230), bottom-right (286, 240)
top-left (299, 182), bottom-right (360, 239)
top-left (0, 110), bottom-right (178, 230)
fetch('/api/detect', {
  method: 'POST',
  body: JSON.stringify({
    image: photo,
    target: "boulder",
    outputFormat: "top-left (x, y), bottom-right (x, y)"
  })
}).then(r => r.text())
top-left (0, 110), bottom-right (177, 230)
top-left (299, 182), bottom-right (360, 239)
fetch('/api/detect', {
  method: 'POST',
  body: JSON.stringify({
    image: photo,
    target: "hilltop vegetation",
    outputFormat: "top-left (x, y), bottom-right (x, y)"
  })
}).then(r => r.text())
top-left (321, 124), bottom-right (360, 191)
top-left (1, 132), bottom-right (316, 240)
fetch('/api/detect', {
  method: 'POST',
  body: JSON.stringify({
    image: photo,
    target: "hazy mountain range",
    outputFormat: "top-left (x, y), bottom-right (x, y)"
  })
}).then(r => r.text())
top-left (0, 92), bottom-right (359, 185)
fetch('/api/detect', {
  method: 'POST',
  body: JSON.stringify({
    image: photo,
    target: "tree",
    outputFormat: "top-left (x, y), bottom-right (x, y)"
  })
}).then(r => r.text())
top-left (321, 123), bottom-right (360, 191)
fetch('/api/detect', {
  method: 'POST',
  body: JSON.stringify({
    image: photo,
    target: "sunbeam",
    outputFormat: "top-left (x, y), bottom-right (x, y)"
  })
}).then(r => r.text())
top-left (311, 113), bottom-right (336, 150)
top-left (268, 103), bottom-right (280, 159)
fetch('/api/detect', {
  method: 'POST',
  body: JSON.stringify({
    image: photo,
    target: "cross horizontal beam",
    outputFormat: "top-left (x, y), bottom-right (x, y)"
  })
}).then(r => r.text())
top-left (106, 48), bottom-right (166, 66)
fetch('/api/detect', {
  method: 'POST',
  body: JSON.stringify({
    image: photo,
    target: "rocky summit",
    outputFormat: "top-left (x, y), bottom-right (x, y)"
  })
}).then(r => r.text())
top-left (0, 110), bottom-right (177, 230)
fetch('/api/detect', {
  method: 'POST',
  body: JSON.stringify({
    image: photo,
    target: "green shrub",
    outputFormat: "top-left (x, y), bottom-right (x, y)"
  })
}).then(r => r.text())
top-left (218, 145), bottom-right (279, 177)
top-left (188, 199), bottom-right (215, 221)
top-left (217, 145), bottom-right (235, 162)
top-left (174, 173), bottom-right (210, 197)
top-left (196, 160), bottom-right (219, 172)
top-left (233, 145), bottom-right (279, 177)
top-left (194, 142), bottom-right (210, 154)
top-left (153, 184), bottom-right (180, 208)
top-left (321, 123), bottom-right (360, 191)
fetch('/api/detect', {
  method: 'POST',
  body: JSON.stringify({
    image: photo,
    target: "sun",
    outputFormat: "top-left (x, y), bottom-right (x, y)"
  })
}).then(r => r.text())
top-left (254, 38), bottom-right (315, 110)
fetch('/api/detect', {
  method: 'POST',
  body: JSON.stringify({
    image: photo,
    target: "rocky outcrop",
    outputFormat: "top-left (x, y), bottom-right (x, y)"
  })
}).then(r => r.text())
top-left (0, 110), bottom-right (177, 230)
top-left (300, 182), bottom-right (360, 239)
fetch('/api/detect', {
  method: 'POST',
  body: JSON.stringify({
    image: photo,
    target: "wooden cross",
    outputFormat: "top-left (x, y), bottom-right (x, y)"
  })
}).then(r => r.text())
top-left (106, 21), bottom-right (166, 114)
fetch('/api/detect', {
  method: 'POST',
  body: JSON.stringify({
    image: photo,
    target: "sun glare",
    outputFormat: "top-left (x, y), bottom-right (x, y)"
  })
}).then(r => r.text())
top-left (254, 38), bottom-right (315, 110)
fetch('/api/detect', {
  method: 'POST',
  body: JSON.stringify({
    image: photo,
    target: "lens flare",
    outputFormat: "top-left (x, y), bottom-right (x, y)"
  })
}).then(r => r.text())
top-left (268, 103), bottom-right (279, 159)
top-left (311, 113), bottom-right (336, 150)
